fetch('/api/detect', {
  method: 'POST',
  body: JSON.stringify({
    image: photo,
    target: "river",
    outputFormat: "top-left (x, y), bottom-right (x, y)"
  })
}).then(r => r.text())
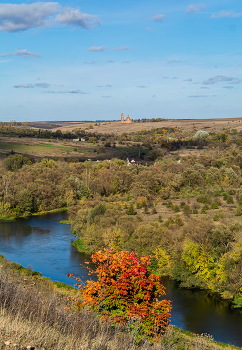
top-left (0, 212), bottom-right (241, 347)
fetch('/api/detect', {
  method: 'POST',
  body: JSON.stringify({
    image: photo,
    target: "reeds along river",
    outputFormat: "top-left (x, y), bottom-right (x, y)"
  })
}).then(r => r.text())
top-left (0, 212), bottom-right (242, 347)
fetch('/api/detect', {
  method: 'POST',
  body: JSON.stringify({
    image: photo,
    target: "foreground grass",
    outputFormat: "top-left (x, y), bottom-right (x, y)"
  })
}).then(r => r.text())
top-left (0, 257), bottom-right (240, 350)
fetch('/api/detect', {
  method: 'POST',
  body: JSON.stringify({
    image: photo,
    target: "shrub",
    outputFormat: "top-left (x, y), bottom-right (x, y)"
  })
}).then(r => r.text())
top-left (201, 204), bottom-right (209, 214)
top-left (143, 205), bottom-right (149, 214)
top-left (213, 210), bottom-right (224, 221)
top-left (152, 207), bottom-right (157, 214)
top-left (194, 130), bottom-right (209, 139)
top-left (236, 206), bottom-right (242, 216)
top-left (227, 196), bottom-right (234, 204)
top-left (72, 247), bottom-right (172, 340)
top-left (158, 215), bottom-right (163, 223)
top-left (175, 215), bottom-right (184, 226)
top-left (126, 204), bottom-right (135, 215)
top-left (211, 203), bottom-right (219, 210)
top-left (183, 204), bottom-right (192, 216)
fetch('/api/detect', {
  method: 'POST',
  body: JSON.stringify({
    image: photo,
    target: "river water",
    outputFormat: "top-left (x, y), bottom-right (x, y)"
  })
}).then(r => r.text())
top-left (0, 212), bottom-right (241, 347)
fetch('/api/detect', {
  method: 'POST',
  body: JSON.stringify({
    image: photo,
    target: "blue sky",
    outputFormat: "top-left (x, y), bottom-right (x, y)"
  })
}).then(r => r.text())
top-left (0, 0), bottom-right (242, 121)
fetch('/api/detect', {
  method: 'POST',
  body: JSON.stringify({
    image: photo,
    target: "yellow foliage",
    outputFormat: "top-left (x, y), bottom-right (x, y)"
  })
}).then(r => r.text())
top-left (154, 247), bottom-right (172, 276)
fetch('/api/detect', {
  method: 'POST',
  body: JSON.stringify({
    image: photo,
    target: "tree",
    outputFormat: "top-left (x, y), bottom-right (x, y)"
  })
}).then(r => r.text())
top-left (70, 247), bottom-right (172, 340)
top-left (4, 154), bottom-right (32, 171)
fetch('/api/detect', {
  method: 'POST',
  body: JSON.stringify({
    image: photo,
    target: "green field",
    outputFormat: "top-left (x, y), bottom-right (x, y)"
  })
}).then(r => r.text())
top-left (0, 143), bottom-right (89, 153)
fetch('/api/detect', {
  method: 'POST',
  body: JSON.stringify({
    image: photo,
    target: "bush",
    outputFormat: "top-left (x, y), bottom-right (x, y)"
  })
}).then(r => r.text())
top-left (158, 215), bottom-right (163, 223)
top-left (173, 205), bottom-right (180, 213)
top-left (152, 207), bottom-right (157, 214)
top-left (211, 203), bottom-right (219, 210)
top-left (201, 204), bottom-right (209, 214)
top-left (236, 206), bottom-right (242, 216)
top-left (183, 204), bottom-right (192, 216)
top-left (71, 247), bottom-right (172, 340)
top-left (227, 196), bottom-right (234, 204)
top-left (126, 204), bottom-right (135, 215)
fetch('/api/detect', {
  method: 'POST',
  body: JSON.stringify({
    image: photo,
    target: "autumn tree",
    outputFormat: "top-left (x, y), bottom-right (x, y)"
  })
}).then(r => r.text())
top-left (71, 247), bottom-right (172, 340)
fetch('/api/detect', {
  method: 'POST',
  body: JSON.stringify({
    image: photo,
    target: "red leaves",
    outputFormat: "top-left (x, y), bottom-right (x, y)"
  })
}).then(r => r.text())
top-left (75, 247), bottom-right (172, 339)
top-left (66, 273), bottom-right (74, 278)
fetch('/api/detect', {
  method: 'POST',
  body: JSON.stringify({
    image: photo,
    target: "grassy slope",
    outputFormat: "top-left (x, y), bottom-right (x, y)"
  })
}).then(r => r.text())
top-left (0, 255), bottom-right (240, 350)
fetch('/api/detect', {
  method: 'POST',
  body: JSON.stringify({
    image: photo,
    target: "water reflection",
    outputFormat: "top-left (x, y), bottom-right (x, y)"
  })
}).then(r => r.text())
top-left (0, 213), bottom-right (242, 347)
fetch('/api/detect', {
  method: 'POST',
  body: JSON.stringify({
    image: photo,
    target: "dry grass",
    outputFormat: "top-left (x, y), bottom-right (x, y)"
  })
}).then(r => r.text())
top-left (51, 117), bottom-right (242, 136)
top-left (0, 264), bottom-right (240, 350)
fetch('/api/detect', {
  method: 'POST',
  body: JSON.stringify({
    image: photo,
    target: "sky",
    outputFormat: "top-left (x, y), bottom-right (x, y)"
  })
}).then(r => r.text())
top-left (0, 0), bottom-right (242, 122)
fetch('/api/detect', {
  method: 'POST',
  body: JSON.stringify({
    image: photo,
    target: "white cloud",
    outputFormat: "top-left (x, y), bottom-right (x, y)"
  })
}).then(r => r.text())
top-left (188, 95), bottom-right (207, 98)
top-left (0, 52), bottom-right (12, 57)
top-left (137, 85), bottom-right (149, 88)
top-left (83, 61), bottom-right (96, 64)
top-left (34, 83), bottom-right (50, 88)
top-left (14, 84), bottom-right (35, 89)
top-left (211, 11), bottom-right (242, 19)
top-left (13, 50), bottom-right (41, 57)
top-left (88, 45), bottom-right (107, 52)
top-left (43, 89), bottom-right (88, 94)
top-left (101, 96), bottom-right (111, 98)
top-left (0, 2), bottom-right (100, 32)
top-left (112, 46), bottom-right (130, 51)
top-left (223, 86), bottom-right (234, 89)
top-left (230, 79), bottom-right (242, 84)
top-left (151, 14), bottom-right (166, 22)
top-left (202, 75), bottom-right (237, 84)
top-left (184, 78), bottom-right (192, 82)
top-left (167, 59), bottom-right (182, 63)
top-left (56, 8), bottom-right (100, 28)
top-left (186, 3), bottom-right (205, 14)
top-left (14, 83), bottom-right (50, 88)
top-left (0, 2), bottom-right (59, 32)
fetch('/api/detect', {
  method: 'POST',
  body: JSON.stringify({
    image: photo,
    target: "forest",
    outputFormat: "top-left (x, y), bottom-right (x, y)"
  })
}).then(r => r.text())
top-left (0, 124), bottom-right (242, 309)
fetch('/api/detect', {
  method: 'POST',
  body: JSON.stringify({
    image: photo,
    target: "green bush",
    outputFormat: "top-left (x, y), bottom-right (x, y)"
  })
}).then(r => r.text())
top-left (173, 205), bottom-right (180, 213)
top-left (158, 215), bottom-right (163, 223)
top-left (227, 196), bottom-right (234, 204)
top-left (126, 204), bottom-right (136, 215)
top-left (236, 206), bottom-right (242, 216)
top-left (211, 203), bottom-right (219, 209)
top-left (201, 204), bottom-right (209, 214)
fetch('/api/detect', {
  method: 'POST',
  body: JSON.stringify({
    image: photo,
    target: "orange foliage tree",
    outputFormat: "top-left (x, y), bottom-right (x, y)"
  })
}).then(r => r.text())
top-left (71, 247), bottom-right (172, 339)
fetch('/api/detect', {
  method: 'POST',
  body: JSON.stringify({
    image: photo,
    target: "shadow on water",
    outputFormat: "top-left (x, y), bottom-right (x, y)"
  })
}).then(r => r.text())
top-left (0, 212), bottom-right (242, 347)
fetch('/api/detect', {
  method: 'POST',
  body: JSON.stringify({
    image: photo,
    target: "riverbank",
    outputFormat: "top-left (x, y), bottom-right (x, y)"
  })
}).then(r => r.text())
top-left (0, 207), bottom-right (68, 222)
top-left (0, 255), bottom-right (240, 350)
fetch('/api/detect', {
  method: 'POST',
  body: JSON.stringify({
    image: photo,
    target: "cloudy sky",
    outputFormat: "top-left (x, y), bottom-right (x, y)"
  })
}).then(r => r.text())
top-left (0, 0), bottom-right (242, 121)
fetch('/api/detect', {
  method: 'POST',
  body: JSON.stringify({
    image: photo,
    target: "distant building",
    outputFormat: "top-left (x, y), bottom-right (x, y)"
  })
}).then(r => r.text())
top-left (127, 157), bottom-right (142, 165)
top-left (121, 113), bottom-right (133, 124)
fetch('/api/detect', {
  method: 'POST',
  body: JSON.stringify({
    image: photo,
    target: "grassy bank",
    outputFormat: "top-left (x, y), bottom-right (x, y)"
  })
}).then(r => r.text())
top-left (0, 207), bottom-right (68, 222)
top-left (0, 255), bottom-right (241, 350)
